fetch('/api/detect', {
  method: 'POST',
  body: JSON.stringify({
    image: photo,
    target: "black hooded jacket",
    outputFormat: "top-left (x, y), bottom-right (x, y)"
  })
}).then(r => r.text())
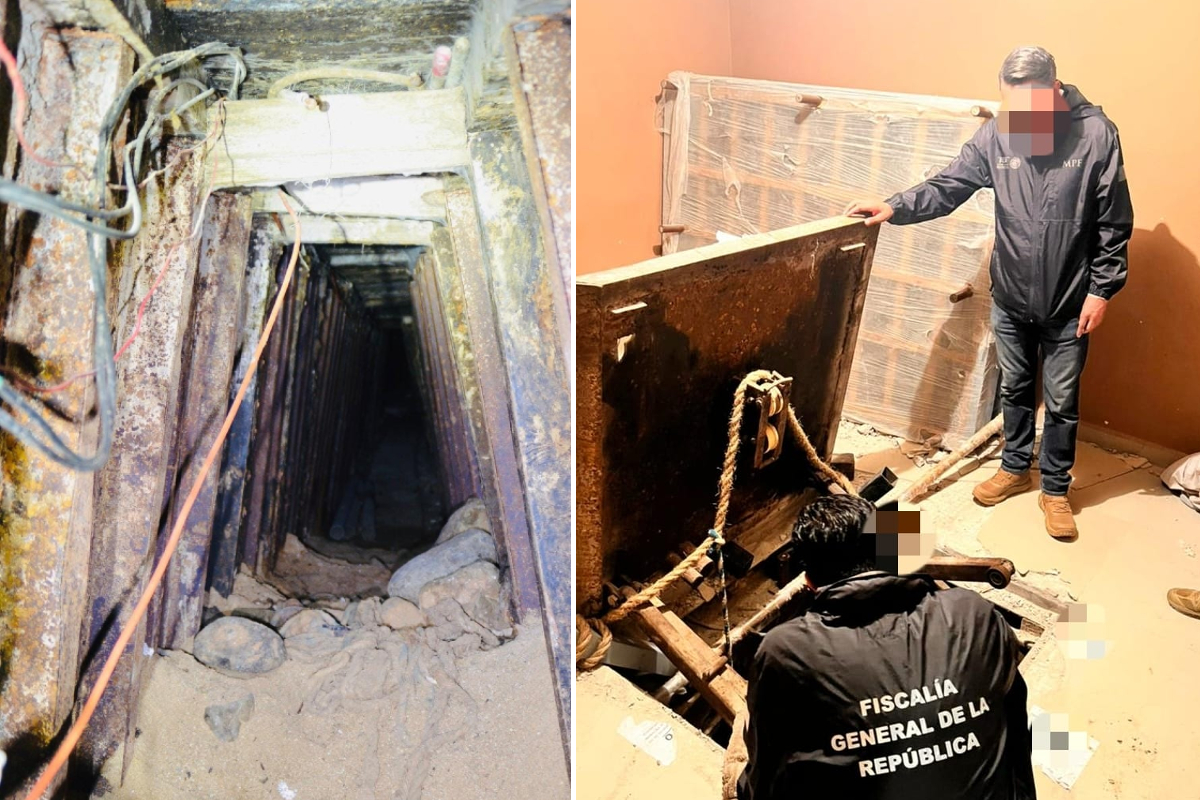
top-left (737, 573), bottom-right (1036, 800)
top-left (884, 84), bottom-right (1133, 324)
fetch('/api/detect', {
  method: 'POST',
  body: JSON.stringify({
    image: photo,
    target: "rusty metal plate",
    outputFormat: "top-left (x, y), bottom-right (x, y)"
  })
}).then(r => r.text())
top-left (151, 193), bottom-right (252, 650)
top-left (576, 217), bottom-right (879, 613)
top-left (509, 12), bottom-right (572, 338)
top-left (0, 30), bottom-right (134, 776)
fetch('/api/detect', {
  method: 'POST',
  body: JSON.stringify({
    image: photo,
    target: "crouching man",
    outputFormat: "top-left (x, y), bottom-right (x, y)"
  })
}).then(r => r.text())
top-left (735, 495), bottom-right (1036, 799)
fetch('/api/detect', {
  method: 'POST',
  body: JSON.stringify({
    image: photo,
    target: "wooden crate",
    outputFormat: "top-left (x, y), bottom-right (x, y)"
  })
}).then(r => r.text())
top-left (659, 73), bottom-right (1000, 448)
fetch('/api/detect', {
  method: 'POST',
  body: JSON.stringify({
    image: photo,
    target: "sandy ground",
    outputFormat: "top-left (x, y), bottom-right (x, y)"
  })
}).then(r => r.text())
top-left (100, 623), bottom-right (566, 800)
top-left (832, 420), bottom-right (1200, 799)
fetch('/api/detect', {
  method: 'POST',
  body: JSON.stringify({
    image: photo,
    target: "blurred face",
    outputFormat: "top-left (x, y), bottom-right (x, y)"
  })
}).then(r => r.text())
top-left (998, 79), bottom-right (1069, 157)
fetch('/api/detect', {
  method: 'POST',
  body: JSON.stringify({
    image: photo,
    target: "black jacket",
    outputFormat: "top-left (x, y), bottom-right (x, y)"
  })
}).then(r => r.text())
top-left (737, 573), bottom-right (1036, 800)
top-left (885, 84), bottom-right (1133, 324)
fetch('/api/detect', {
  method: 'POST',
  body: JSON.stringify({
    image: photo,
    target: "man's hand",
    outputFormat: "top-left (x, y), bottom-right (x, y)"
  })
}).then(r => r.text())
top-left (1077, 294), bottom-right (1108, 337)
top-left (844, 200), bottom-right (894, 226)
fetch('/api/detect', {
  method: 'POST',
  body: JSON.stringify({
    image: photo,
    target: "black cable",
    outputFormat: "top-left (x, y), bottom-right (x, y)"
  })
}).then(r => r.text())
top-left (0, 44), bottom-right (245, 471)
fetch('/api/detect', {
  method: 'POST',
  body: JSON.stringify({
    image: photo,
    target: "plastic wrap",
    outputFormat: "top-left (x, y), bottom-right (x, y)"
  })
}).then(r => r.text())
top-left (658, 72), bottom-right (1001, 448)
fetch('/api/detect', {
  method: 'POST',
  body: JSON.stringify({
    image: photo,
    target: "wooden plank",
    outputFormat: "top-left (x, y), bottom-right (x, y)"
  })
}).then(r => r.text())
top-left (635, 603), bottom-right (747, 724)
top-left (271, 216), bottom-right (435, 246)
top-left (211, 88), bottom-right (470, 188)
top-left (577, 217), bottom-right (878, 611)
top-left (152, 193), bottom-right (251, 650)
top-left (252, 176), bottom-right (446, 221)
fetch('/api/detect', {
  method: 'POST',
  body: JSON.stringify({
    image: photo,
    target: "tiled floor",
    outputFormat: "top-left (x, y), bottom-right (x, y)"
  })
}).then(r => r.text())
top-left (836, 423), bottom-right (1200, 799)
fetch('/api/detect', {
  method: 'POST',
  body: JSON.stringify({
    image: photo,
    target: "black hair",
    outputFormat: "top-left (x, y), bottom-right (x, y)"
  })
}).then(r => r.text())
top-left (791, 494), bottom-right (878, 586)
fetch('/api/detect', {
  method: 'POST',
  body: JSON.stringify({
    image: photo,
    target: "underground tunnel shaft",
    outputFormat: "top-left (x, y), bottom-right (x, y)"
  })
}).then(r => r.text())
top-left (0, 3), bottom-right (571, 796)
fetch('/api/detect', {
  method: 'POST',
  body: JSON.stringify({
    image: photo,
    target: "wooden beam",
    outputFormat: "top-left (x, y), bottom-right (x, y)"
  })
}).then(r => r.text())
top-left (268, 216), bottom-right (434, 246)
top-left (252, 176), bottom-right (446, 222)
top-left (635, 601), bottom-right (748, 724)
top-left (211, 88), bottom-right (470, 188)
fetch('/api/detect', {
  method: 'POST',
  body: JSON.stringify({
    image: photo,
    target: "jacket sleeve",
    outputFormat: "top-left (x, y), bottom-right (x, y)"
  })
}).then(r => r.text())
top-left (737, 645), bottom-right (790, 800)
top-left (1088, 130), bottom-right (1133, 300)
top-left (885, 126), bottom-right (993, 225)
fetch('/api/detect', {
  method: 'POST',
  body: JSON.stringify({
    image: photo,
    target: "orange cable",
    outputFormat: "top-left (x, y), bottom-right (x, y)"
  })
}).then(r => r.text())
top-left (23, 191), bottom-right (302, 800)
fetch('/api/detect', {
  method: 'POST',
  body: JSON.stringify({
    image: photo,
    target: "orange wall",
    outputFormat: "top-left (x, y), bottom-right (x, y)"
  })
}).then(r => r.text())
top-left (727, 0), bottom-right (1200, 453)
top-left (576, 0), bottom-right (732, 274)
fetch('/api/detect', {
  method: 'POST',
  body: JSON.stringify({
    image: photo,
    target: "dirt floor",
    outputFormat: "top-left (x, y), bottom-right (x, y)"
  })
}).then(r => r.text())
top-left (834, 419), bottom-right (1200, 799)
top-left (98, 543), bottom-right (567, 799)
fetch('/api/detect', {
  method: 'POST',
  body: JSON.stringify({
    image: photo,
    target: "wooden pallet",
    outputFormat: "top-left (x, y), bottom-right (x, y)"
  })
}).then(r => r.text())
top-left (659, 73), bottom-right (1001, 448)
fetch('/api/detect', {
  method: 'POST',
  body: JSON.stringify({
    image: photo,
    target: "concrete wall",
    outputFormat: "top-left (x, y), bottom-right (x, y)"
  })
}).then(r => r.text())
top-left (576, 0), bottom-right (1200, 453)
top-left (576, 0), bottom-right (732, 274)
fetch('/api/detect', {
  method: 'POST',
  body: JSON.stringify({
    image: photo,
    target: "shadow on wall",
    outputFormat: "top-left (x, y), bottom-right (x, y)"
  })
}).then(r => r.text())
top-left (1083, 224), bottom-right (1200, 454)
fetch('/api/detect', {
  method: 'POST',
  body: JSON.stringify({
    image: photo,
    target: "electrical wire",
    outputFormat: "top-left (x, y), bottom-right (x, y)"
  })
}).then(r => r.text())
top-left (0, 43), bottom-right (245, 472)
top-left (0, 104), bottom-right (228, 397)
top-left (22, 192), bottom-right (303, 800)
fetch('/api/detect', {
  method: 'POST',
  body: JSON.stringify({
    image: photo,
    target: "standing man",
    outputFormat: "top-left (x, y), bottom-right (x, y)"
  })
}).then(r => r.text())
top-left (847, 46), bottom-right (1133, 541)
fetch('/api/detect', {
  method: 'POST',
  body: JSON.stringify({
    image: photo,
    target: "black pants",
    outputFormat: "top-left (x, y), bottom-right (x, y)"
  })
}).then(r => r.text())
top-left (991, 303), bottom-right (1090, 496)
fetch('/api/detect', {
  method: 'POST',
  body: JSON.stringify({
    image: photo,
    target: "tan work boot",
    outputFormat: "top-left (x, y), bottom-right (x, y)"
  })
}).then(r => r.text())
top-left (1167, 588), bottom-right (1200, 620)
top-left (1039, 493), bottom-right (1078, 541)
top-left (972, 469), bottom-right (1032, 506)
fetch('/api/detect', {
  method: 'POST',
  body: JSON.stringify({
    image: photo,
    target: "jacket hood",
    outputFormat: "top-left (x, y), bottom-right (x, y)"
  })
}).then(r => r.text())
top-left (810, 572), bottom-right (936, 625)
top-left (1062, 83), bottom-right (1103, 118)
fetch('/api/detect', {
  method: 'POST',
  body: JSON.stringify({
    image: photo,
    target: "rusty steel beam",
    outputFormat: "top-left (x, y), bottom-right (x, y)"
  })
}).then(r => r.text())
top-left (259, 254), bottom-right (310, 572)
top-left (151, 193), bottom-right (252, 650)
top-left (439, 188), bottom-right (539, 616)
top-left (0, 31), bottom-right (134, 782)
top-left (75, 142), bottom-right (206, 774)
top-left (467, 130), bottom-right (572, 753)
top-left (238, 249), bottom-right (292, 573)
top-left (208, 221), bottom-right (278, 596)
top-left (507, 12), bottom-right (572, 361)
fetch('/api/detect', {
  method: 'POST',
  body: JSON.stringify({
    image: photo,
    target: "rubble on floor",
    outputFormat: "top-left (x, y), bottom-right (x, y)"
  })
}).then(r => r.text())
top-left (101, 514), bottom-right (558, 799)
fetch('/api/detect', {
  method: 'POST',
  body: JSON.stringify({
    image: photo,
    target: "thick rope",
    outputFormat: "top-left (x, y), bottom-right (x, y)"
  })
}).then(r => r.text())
top-left (576, 614), bottom-right (612, 671)
top-left (578, 370), bottom-right (853, 670)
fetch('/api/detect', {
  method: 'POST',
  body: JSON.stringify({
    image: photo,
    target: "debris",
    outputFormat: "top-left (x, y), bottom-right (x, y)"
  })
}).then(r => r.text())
top-left (194, 617), bottom-right (287, 676)
top-left (0, 749), bottom-right (6, 786)
top-left (270, 599), bottom-right (306, 628)
top-left (204, 694), bottom-right (255, 742)
top-left (1181, 540), bottom-right (1196, 559)
top-left (277, 780), bottom-right (297, 800)
top-left (418, 561), bottom-right (511, 632)
top-left (280, 609), bottom-right (341, 638)
top-left (348, 596), bottom-right (384, 628)
top-left (435, 497), bottom-right (492, 544)
top-left (387, 528), bottom-right (498, 601)
top-left (380, 597), bottom-right (426, 630)
top-left (423, 598), bottom-right (506, 651)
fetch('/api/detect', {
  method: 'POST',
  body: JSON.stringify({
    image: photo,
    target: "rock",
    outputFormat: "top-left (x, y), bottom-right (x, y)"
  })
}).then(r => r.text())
top-left (425, 598), bottom-right (501, 650)
top-left (435, 497), bottom-right (492, 544)
top-left (418, 561), bottom-right (511, 632)
top-left (230, 607), bottom-right (275, 625)
top-left (270, 599), bottom-right (305, 628)
top-left (194, 617), bottom-right (286, 676)
top-left (280, 609), bottom-right (340, 638)
top-left (204, 694), bottom-right (255, 742)
top-left (349, 597), bottom-right (383, 628)
top-left (379, 597), bottom-right (426, 630)
top-left (387, 528), bottom-right (498, 602)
